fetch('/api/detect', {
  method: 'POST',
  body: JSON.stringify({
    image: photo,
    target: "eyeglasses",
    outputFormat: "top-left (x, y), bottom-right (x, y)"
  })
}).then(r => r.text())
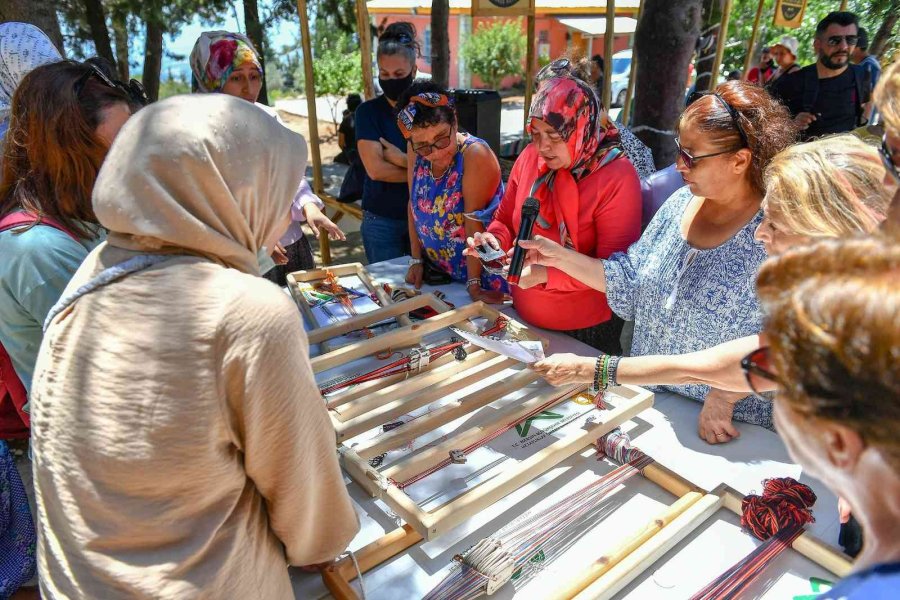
top-left (826, 35), bottom-right (859, 47)
top-left (75, 62), bottom-right (150, 107)
top-left (880, 135), bottom-right (900, 184)
top-left (675, 138), bottom-right (741, 170)
top-left (741, 347), bottom-right (778, 401)
top-left (413, 132), bottom-right (453, 157)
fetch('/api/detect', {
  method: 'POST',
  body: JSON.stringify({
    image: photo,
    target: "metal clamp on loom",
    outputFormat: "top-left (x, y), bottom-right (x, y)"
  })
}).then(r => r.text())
top-left (408, 347), bottom-right (431, 373)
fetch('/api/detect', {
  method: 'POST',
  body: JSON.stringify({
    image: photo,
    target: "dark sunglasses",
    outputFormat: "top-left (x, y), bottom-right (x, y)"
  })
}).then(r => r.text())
top-left (413, 132), bottom-right (453, 157)
top-left (881, 134), bottom-right (900, 184)
top-left (741, 347), bottom-right (778, 401)
top-left (712, 93), bottom-right (749, 148)
top-left (826, 35), bottom-right (858, 47)
top-left (675, 138), bottom-right (740, 170)
top-left (75, 62), bottom-right (150, 107)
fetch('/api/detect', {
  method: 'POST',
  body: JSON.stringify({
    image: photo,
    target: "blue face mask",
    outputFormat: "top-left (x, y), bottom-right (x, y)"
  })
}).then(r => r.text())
top-left (257, 246), bottom-right (276, 275)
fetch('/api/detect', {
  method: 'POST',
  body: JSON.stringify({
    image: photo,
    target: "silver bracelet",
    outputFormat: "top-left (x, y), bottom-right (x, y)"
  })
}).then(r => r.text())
top-left (466, 278), bottom-right (480, 289)
top-left (409, 258), bottom-right (423, 267)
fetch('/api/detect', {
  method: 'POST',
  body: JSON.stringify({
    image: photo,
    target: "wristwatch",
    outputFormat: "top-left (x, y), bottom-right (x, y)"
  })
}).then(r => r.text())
top-left (409, 258), bottom-right (423, 267)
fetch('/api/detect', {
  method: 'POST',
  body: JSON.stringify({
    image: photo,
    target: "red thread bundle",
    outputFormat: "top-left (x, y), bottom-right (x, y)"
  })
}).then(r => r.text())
top-left (740, 477), bottom-right (817, 541)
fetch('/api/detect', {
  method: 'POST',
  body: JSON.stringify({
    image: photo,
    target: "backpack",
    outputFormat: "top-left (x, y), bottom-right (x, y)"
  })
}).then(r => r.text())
top-left (800, 63), bottom-right (871, 127)
top-left (0, 212), bottom-right (78, 439)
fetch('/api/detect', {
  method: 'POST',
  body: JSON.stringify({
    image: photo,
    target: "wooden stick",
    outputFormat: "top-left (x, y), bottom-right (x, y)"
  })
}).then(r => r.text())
top-left (382, 383), bottom-right (588, 482)
top-left (523, 12), bottom-right (536, 132)
top-left (333, 355), bottom-right (519, 441)
top-left (620, 0), bottom-right (643, 124)
top-left (709, 0), bottom-right (734, 91)
top-left (296, 0), bottom-right (323, 197)
top-left (742, 0), bottom-right (766, 81)
top-left (353, 367), bottom-right (543, 458)
top-left (551, 491), bottom-right (705, 600)
top-left (420, 389), bottom-right (654, 540)
top-left (308, 294), bottom-right (448, 345)
top-left (311, 303), bottom-right (485, 373)
top-left (574, 485), bottom-right (728, 600)
top-left (602, 0), bottom-right (616, 110)
top-left (355, 0), bottom-right (375, 101)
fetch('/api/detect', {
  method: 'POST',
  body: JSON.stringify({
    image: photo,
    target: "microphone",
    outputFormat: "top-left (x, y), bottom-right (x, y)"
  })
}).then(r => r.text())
top-left (506, 197), bottom-right (541, 285)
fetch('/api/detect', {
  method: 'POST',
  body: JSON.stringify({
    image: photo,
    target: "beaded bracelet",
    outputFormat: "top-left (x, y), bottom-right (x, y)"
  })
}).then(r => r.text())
top-left (608, 355), bottom-right (622, 387)
top-left (592, 355), bottom-right (603, 393)
top-left (466, 278), bottom-right (481, 289)
top-left (601, 354), bottom-right (611, 390)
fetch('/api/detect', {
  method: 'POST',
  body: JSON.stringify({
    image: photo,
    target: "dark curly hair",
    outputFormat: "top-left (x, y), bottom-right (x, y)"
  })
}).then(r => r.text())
top-left (679, 80), bottom-right (798, 194)
top-left (395, 80), bottom-right (456, 130)
top-left (377, 21), bottom-right (420, 67)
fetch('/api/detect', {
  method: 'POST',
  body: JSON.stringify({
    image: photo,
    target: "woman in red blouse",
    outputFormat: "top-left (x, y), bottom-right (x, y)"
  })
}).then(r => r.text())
top-left (468, 57), bottom-right (642, 353)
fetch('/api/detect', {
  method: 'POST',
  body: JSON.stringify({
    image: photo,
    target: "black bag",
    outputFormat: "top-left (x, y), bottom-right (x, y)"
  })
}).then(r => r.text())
top-left (337, 150), bottom-right (364, 204)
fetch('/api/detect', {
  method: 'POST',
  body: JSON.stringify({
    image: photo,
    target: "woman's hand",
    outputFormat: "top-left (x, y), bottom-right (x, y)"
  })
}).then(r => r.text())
top-left (838, 496), bottom-right (853, 524)
top-left (531, 353), bottom-right (595, 386)
top-left (271, 242), bottom-right (289, 265)
top-left (464, 231), bottom-right (503, 256)
top-left (514, 264), bottom-right (548, 289)
top-left (698, 389), bottom-right (743, 444)
top-left (405, 263), bottom-right (424, 289)
top-left (469, 286), bottom-right (510, 304)
top-left (515, 235), bottom-right (570, 270)
top-left (379, 137), bottom-right (407, 168)
top-left (303, 204), bottom-right (346, 241)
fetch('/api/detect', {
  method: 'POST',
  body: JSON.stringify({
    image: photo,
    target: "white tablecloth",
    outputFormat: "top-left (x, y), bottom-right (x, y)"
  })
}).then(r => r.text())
top-left (289, 258), bottom-right (843, 600)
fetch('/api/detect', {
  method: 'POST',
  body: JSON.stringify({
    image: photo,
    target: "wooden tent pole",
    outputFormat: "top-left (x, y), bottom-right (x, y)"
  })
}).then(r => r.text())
top-left (620, 0), bottom-right (643, 124)
top-left (742, 0), bottom-right (766, 81)
top-left (840, 0), bottom-right (849, 10)
top-left (602, 0), bottom-right (616, 110)
top-left (709, 0), bottom-right (734, 91)
top-left (356, 0), bottom-right (375, 100)
top-left (523, 10), bottom-right (536, 132)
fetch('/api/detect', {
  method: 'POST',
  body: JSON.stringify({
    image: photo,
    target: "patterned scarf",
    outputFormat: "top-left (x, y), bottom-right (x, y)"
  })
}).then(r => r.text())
top-left (0, 22), bottom-right (62, 124)
top-left (190, 31), bottom-right (262, 94)
top-left (397, 92), bottom-right (455, 138)
top-left (525, 59), bottom-right (624, 249)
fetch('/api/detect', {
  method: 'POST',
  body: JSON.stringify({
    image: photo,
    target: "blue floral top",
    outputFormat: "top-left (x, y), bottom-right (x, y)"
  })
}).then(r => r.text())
top-left (0, 441), bottom-right (36, 596)
top-left (411, 134), bottom-right (506, 292)
top-left (603, 187), bottom-right (772, 428)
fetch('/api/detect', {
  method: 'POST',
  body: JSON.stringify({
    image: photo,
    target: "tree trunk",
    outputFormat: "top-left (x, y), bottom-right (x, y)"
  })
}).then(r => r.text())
top-left (0, 0), bottom-right (65, 52)
top-left (82, 0), bottom-right (116, 70)
top-left (632, 0), bottom-right (702, 168)
top-left (693, 0), bottom-right (725, 93)
top-left (431, 0), bottom-right (450, 88)
top-left (869, 2), bottom-right (899, 59)
top-left (243, 0), bottom-right (269, 105)
top-left (142, 18), bottom-right (163, 102)
top-left (111, 8), bottom-right (130, 81)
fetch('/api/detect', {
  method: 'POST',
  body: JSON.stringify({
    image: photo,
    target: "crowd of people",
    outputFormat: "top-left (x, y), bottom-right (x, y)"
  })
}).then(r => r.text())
top-left (0, 8), bottom-right (897, 599)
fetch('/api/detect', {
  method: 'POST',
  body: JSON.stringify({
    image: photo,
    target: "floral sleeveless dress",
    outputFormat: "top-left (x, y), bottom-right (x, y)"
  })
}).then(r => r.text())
top-left (410, 134), bottom-right (507, 292)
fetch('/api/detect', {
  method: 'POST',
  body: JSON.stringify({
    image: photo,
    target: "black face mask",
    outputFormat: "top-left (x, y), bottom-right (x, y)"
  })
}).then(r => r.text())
top-left (379, 73), bottom-right (414, 101)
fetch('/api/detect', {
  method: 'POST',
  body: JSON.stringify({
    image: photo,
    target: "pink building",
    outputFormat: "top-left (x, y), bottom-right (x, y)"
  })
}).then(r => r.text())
top-left (366, 0), bottom-right (639, 89)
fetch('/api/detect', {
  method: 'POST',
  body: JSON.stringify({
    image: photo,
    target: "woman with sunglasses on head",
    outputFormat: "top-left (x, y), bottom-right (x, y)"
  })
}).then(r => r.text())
top-left (755, 236), bottom-right (900, 599)
top-left (466, 57), bottom-right (642, 353)
top-left (530, 133), bottom-right (892, 444)
top-left (398, 80), bottom-right (508, 302)
top-left (190, 31), bottom-right (344, 284)
top-left (356, 22), bottom-right (421, 263)
top-left (516, 81), bottom-right (796, 435)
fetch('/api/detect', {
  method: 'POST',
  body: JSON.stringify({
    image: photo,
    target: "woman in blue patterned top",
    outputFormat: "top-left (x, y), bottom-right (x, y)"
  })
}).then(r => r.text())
top-left (517, 81), bottom-right (797, 441)
top-left (398, 81), bottom-right (508, 303)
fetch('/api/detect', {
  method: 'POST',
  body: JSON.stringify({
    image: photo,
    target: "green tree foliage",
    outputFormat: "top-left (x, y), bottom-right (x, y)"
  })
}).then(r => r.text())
top-left (461, 19), bottom-right (526, 90)
top-left (311, 32), bottom-right (362, 124)
top-left (722, 0), bottom-right (898, 76)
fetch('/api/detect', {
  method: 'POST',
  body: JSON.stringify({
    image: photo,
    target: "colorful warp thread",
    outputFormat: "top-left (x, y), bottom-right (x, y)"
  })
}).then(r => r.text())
top-left (689, 477), bottom-right (817, 600)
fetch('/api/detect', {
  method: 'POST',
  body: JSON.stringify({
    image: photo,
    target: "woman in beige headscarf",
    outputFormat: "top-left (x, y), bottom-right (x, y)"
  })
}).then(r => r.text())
top-left (29, 94), bottom-right (358, 599)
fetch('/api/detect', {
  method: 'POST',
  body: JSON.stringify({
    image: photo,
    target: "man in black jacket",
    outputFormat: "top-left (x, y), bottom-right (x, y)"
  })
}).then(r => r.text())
top-left (770, 11), bottom-right (870, 140)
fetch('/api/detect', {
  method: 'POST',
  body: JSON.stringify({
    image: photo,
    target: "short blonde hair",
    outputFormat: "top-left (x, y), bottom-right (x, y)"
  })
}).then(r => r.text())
top-left (874, 58), bottom-right (900, 138)
top-left (763, 135), bottom-right (890, 238)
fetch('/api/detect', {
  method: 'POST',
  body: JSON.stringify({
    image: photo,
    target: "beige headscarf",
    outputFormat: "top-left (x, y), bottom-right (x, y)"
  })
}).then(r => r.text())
top-left (92, 93), bottom-right (306, 275)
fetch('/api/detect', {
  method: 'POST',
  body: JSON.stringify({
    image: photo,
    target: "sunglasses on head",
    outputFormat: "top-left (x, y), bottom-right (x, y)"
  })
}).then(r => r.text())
top-left (412, 131), bottom-right (453, 157)
top-left (880, 135), bottom-right (900, 184)
top-left (741, 347), bottom-right (778, 401)
top-left (826, 35), bottom-right (858, 47)
top-left (75, 62), bottom-right (150, 107)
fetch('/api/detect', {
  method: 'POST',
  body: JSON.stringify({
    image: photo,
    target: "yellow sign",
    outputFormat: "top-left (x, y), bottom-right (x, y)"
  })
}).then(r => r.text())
top-left (471, 0), bottom-right (535, 17)
top-left (773, 0), bottom-right (807, 29)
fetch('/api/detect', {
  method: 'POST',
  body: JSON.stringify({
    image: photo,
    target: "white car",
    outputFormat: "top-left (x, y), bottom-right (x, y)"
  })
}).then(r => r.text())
top-left (609, 50), bottom-right (631, 108)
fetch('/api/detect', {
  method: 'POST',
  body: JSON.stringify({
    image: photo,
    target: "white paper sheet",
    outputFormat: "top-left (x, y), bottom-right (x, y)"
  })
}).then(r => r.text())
top-left (449, 326), bottom-right (545, 363)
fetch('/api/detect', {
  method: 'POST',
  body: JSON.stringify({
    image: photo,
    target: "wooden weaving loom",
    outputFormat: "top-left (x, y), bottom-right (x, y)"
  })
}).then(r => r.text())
top-left (315, 302), bottom-right (655, 598)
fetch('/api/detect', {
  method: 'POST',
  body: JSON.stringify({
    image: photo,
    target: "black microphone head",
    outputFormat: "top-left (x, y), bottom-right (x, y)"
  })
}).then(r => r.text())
top-left (522, 197), bottom-right (540, 216)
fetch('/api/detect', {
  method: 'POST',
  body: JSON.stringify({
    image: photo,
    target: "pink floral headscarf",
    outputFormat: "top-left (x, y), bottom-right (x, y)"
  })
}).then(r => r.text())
top-left (190, 31), bottom-right (262, 93)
